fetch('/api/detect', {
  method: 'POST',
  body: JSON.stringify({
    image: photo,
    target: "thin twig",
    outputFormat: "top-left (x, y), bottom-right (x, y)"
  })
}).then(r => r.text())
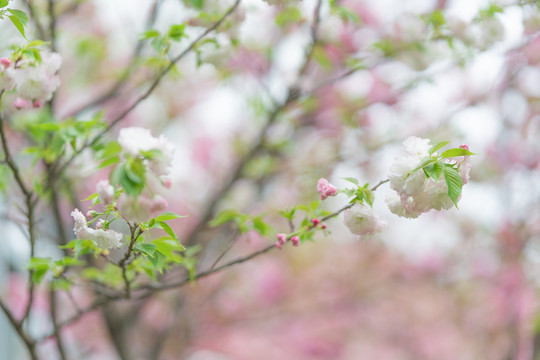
top-left (49, 289), bottom-right (67, 360)
top-left (118, 225), bottom-right (142, 298)
top-left (52, 0), bottom-right (242, 179)
top-left (0, 109), bottom-right (38, 324)
top-left (64, 0), bottom-right (162, 117)
top-left (37, 184), bottom-right (371, 341)
top-left (184, 0), bottom-right (323, 247)
top-left (209, 230), bottom-right (239, 270)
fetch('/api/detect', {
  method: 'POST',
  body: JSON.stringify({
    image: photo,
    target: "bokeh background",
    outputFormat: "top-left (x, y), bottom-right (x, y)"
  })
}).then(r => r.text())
top-left (1, 0), bottom-right (540, 359)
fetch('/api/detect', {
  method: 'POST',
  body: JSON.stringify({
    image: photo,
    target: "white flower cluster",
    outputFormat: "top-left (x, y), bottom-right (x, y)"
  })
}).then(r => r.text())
top-left (71, 209), bottom-right (123, 249)
top-left (386, 137), bottom-right (471, 218)
top-left (118, 127), bottom-right (175, 177)
top-left (1, 52), bottom-right (62, 105)
top-left (344, 204), bottom-right (387, 238)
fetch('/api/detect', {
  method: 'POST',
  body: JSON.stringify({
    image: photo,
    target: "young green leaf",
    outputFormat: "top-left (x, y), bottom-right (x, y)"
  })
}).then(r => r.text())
top-left (343, 177), bottom-right (359, 185)
top-left (147, 251), bottom-right (166, 273)
top-left (441, 148), bottom-right (475, 158)
top-left (7, 9), bottom-right (28, 25)
top-left (423, 161), bottom-right (444, 182)
top-left (133, 243), bottom-right (157, 256)
top-left (158, 222), bottom-right (184, 249)
top-left (429, 141), bottom-right (450, 155)
top-left (443, 165), bottom-right (463, 208)
top-left (155, 212), bottom-right (186, 222)
top-left (8, 14), bottom-right (27, 40)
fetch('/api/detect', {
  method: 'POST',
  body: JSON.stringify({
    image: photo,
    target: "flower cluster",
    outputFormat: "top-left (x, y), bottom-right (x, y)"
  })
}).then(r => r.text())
top-left (386, 137), bottom-right (471, 218)
top-left (317, 178), bottom-right (337, 200)
top-left (70, 209), bottom-right (123, 249)
top-left (275, 233), bottom-right (300, 249)
top-left (118, 127), bottom-right (175, 178)
top-left (0, 52), bottom-right (62, 108)
top-left (343, 204), bottom-right (386, 238)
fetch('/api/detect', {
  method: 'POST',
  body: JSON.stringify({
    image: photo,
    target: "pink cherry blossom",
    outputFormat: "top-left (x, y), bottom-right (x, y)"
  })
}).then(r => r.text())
top-left (13, 97), bottom-right (28, 109)
top-left (0, 57), bottom-right (11, 68)
top-left (317, 178), bottom-right (337, 200)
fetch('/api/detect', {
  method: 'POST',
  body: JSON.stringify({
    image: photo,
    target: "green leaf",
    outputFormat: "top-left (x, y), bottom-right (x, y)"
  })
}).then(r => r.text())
top-left (279, 208), bottom-right (296, 221)
top-left (133, 243), bottom-right (157, 256)
top-left (429, 141), bottom-right (450, 155)
top-left (210, 209), bottom-right (242, 227)
top-left (82, 192), bottom-right (99, 202)
top-left (413, 157), bottom-right (436, 172)
top-left (7, 9), bottom-right (28, 25)
top-left (188, 0), bottom-right (204, 9)
top-left (141, 29), bottom-right (160, 40)
top-left (363, 189), bottom-right (374, 207)
top-left (155, 212), bottom-right (186, 222)
top-left (147, 251), bottom-right (166, 273)
top-left (168, 24), bottom-right (186, 42)
top-left (443, 166), bottom-right (463, 208)
top-left (158, 221), bottom-right (178, 241)
top-left (423, 161), bottom-right (444, 182)
top-left (275, 6), bottom-right (302, 27)
top-left (26, 40), bottom-right (48, 48)
top-left (0, 0), bottom-right (8, 8)
top-left (27, 258), bottom-right (51, 284)
top-left (252, 217), bottom-right (272, 236)
top-left (441, 148), bottom-right (475, 158)
top-left (8, 14), bottom-right (27, 40)
top-left (343, 177), bottom-right (359, 185)
top-left (98, 156), bottom-right (120, 169)
top-left (154, 238), bottom-right (183, 262)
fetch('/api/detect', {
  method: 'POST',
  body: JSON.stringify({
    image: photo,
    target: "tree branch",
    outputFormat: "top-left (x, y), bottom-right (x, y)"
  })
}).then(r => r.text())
top-left (52, 0), bottom-right (243, 179)
top-left (64, 0), bottom-right (162, 117)
top-left (0, 298), bottom-right (38, 360)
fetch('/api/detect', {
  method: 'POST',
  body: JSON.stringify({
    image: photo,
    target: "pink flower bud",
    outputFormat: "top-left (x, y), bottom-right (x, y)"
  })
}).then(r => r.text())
top-left (13, 98), bottom-right (28, 110)
top-left (321, 224), bottom-right (326, 230)
top-left (162, 177), bottom-right (172, 189)
top-left (86, 211), bottom-right (94, 218)
top-left (96, 219), bottom-right (105, 229)
top-left (275, 241), bottom-right (282, 250)
top-left (317, 178), bottom-right (338, 200)
top-left (459, 144), bottom-right (469, 150)
top-left (276, 233), bottom-right (287, 245)
top-left (32, 100), bottom-right (43, 108)
top-left (0, 57), bottom-right (11, 68)
top-left (312, 218), bottom-right (320, 227)
top-left (291, 236), bottom-right (299, 246)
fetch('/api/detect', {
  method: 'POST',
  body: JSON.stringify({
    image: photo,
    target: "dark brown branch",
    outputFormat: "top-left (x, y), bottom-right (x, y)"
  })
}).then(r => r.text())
top-left (36, 188), bottom-right (365, 342)
top-left (52, 0), bottom-right (242, 178)
top-left (118, 225), bottom-right (142, 298)
top-left (0, 299), bottom-right (38, 360)
top-left (49, 289), bottom-right (67, 360)
top-left (0, 111), bottom-right (38, 324)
